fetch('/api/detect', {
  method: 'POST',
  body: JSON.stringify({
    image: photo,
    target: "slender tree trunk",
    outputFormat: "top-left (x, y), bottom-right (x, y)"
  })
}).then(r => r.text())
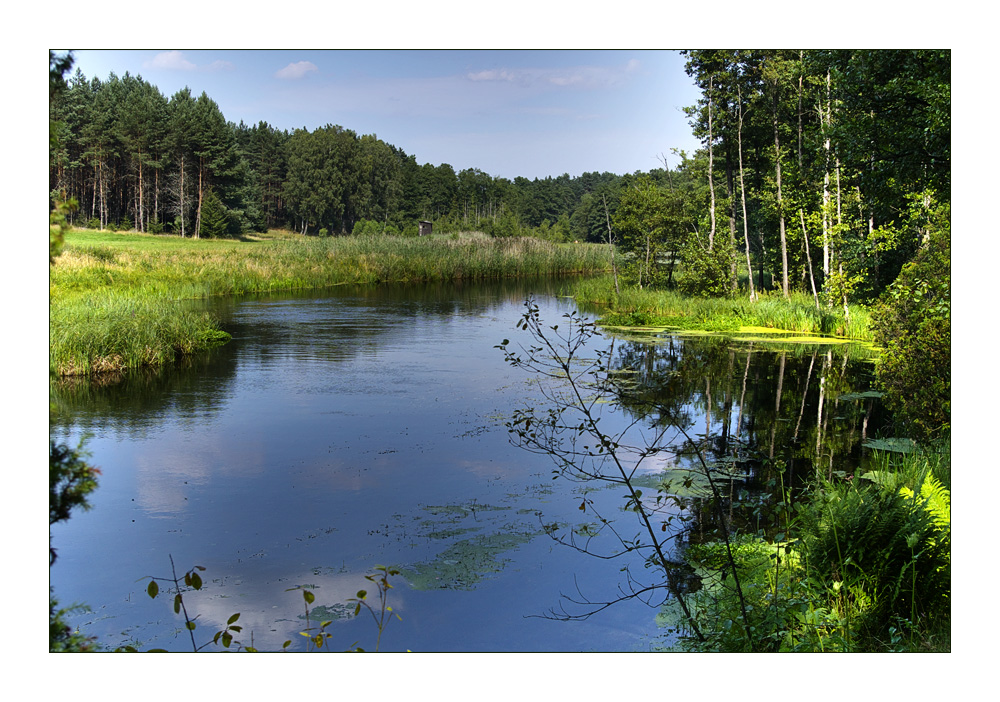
top-left (797, 51), bottom-right (804, 169)
top-left (707, 76), bottom-right (716, 252)
top-left (822, 70), bottom-right (832, 277)
top-left (154, 168), bottom-right (160, 228)
top-left (737, 85), bottom-right (757, 302)
top-left (194, 158), bottom-right (204, 239)
top-left (179, 155), bottom-right (186, 238)
top-left (137, 151), bottom-right (145, 232)
top-left (99, 154), bottom-right (107, 230)
top-left (799, 209), bottom-right (819, 309)
top-left (772, 88), bottom-right (789, 298)
top-left (91, 163), bottom-right (97, 223)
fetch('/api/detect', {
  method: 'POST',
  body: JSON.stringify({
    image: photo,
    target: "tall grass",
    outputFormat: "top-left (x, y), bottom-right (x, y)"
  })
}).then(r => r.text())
top-left (570, 275), bottom-right (873, 341)
top-left (50, 230), bottom-right (611, 376)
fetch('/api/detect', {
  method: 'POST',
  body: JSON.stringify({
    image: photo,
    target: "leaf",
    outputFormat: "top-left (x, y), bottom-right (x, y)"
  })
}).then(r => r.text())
top-left (186, 621), bottom-right (197, 631)
top-left (303, 590), bottom-right (315, 604)
top-left (173, 593), bottom-right (182, 614)
top-left (147, 580), bottom-right (159, 599)
top-left (227, 612), bottom-right (241, 625)
top-left (190, 571), bottom-right (203, 590)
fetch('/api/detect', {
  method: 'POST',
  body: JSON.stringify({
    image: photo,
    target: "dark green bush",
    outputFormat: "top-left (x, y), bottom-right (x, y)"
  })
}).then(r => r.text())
top-left (871, 201), bottom-right (950, 441)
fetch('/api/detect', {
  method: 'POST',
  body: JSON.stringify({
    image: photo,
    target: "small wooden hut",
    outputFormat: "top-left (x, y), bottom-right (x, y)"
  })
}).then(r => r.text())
top-left (418, 221), bottom-right (433, 237)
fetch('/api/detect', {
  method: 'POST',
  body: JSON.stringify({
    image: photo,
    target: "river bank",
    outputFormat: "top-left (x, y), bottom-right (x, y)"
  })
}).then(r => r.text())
top-left (569, 275), bottom-right (874, 342)
top-left (49, 229), bottom-right (611, 377)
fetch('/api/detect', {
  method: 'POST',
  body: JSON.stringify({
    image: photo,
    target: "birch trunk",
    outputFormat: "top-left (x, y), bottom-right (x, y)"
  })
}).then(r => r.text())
top-left (707, 76), bottom-right (716, 252)
top-left (737, 85), bottom-right (756, 302)
top-left (800, 209), bottom-right (819, 309)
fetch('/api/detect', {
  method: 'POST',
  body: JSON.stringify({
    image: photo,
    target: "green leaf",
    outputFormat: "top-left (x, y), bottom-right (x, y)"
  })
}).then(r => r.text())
top-left (356, 589), bottom-right (367, 599)
top-left (147, 580), bottom-right (159, 599)
top-left (303, 590), bottom-right (315, 604)
top-left (173, 593), bottom-right (181, 614)
top-left (227, 612), bottom-right (241, 625)
top-left (190, 571), bottom-right (203, 590)
top-left (186, 621), bottom-right (196, 631)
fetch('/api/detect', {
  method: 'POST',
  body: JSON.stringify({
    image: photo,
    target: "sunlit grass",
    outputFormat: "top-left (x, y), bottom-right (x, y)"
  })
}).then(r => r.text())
top-left (570, 275), bottom-right (874, 341)
top-left (50, 229), bottom-right (611, 376)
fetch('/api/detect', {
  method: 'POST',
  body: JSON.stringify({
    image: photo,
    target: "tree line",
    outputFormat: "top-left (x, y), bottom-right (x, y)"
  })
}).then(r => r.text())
top-left (47, 61), bottom-right (630, 241)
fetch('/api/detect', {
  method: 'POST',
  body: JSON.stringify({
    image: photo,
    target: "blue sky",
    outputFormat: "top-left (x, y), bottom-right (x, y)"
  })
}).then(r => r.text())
top-left (70, 49), bottom-right (704, 181)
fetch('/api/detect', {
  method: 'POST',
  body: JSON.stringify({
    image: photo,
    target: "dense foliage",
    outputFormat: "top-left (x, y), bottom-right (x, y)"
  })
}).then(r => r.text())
top-left (871, 199), bottom-right (951, 442)
top-left (50, 439), bottom-right (100, 651)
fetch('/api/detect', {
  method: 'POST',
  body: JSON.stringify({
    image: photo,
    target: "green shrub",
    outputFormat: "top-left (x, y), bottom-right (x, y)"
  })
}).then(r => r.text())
top-left (871, 201), bottom-right (950, 441)
top-left (677, 234), bottom-right (737, 298)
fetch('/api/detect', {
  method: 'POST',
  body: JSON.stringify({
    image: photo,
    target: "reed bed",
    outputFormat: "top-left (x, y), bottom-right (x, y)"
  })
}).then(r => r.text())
top-left (570, 275), bottom-right (874, 341)
top-left (50, 230), bottom-right (611, 376)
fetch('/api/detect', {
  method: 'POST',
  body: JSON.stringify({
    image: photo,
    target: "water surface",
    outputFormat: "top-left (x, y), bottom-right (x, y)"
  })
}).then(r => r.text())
top-left (49, 280), bottom-right (886, 652)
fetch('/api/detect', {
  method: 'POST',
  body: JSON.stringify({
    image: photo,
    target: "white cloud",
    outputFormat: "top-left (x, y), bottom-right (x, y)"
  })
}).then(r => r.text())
top-left (275, 61), bottom-right (319, 80)
top-left (205, 59), bottom-right (236, 72)
top-left (465, 61), bottom-right (640, 90)
top-left (147, 50), bottom-right (196, 71)
top-left (467, 68), bottom-right (516, 82)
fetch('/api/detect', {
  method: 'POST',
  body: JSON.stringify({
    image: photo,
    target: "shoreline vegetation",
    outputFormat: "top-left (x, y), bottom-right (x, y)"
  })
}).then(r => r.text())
top-left (570, 275), bottom-right (873, 342)
top-left (50, 227), bottom-right (878, 379)
top-left (49, 228), bottom-right (611, 377)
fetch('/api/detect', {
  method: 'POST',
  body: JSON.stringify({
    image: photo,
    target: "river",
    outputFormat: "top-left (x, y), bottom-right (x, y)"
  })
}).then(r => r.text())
top-left (49, 279), bottom-right (887, 652)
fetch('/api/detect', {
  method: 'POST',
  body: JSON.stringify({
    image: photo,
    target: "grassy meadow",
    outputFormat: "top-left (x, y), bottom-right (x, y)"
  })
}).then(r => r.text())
top-left (49, 229), bottom-right (611, 377)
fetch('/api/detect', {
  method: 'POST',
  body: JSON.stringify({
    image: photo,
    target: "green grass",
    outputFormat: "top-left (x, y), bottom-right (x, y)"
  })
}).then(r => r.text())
top-left (50, 229), bottom-right (611, 376)
top-left (570, 275), bottom-right (874, 341)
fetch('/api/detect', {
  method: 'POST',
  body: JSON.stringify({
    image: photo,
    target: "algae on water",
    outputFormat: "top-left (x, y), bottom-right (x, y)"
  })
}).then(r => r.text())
top-left (401, 532), bottom-right (533, 591)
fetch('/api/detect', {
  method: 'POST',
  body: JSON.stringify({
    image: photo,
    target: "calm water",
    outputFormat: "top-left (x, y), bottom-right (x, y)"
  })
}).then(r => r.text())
top-left (49, 280), bottom-right (886, 652)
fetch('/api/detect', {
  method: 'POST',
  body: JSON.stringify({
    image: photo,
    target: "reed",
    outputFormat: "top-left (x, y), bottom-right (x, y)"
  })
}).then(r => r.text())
top-left (50, 230), bottom-right (611, 376)
top-left (570, 275), bottom-right (874, 341)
